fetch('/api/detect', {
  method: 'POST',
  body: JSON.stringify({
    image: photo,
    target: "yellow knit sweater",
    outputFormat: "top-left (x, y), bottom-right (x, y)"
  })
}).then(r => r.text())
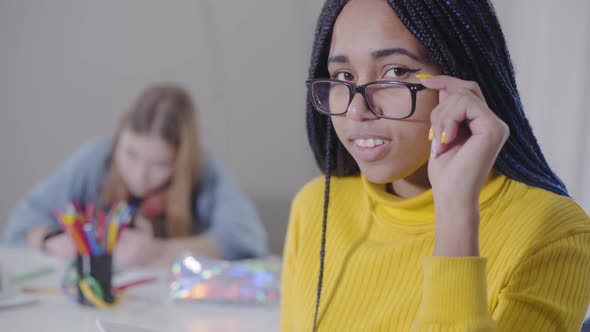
top-left (281, 172), bottom-right (590, 331)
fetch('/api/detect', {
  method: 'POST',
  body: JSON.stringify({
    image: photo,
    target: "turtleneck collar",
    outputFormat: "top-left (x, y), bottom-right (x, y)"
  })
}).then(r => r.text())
top-left (362, 171), bottom-right (507, 229)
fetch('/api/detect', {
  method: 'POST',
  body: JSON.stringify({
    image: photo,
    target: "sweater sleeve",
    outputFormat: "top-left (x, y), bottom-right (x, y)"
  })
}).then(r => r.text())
top-left (2, 139), bottom-right (110, 245)
top-left (414, 232), bottom-right (590, 331)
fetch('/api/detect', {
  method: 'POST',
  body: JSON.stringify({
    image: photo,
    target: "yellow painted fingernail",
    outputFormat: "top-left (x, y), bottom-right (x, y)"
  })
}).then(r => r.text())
top-left (441, 132), bottom-right (447, 144)
top-left (415, 74), bottom-right (433, 79)
top-left (428, 128), bottom-right (434, 141)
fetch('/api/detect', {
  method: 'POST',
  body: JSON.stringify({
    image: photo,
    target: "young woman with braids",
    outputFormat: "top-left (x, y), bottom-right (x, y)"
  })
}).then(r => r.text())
top-left (281, 0), bottom-right (590, 331)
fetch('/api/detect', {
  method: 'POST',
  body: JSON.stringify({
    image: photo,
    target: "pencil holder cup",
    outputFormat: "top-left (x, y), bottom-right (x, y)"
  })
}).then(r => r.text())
top-left (75, 255), bottom-right (114, 306)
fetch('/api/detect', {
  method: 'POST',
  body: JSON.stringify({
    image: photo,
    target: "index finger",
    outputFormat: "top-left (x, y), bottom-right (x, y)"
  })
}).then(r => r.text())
top-left (417, 74), bottom-right (485, 102)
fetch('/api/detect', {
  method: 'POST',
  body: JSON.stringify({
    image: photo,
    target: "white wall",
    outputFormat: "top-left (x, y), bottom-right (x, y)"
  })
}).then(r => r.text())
top-left (1, 1), bottom-right (588, 254)
top-left (493, 0), bottom-right (590, 210)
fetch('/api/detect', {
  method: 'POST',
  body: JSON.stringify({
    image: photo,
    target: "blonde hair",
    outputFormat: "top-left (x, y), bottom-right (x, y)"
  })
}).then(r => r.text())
top-left (101, 84), bottom-right (202, 237)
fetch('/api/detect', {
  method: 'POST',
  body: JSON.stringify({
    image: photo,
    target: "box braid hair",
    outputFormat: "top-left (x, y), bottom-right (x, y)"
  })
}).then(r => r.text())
top-left (306, 1), bottom-right (568, 330)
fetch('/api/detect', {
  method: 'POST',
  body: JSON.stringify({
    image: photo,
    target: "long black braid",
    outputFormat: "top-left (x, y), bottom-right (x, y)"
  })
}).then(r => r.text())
top-left (312, 119), bottom-right (332, 332)
top-left (307, 1), bottom-right (568, 330)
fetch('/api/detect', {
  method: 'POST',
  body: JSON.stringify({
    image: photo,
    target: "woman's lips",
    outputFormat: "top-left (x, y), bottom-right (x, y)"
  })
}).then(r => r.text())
top-left (349, 137), bottom-right (391, 162)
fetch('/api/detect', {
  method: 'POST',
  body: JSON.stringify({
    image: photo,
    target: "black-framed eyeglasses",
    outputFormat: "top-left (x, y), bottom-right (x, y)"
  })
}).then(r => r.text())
top-left (306, 79), bottom-right (426, 120)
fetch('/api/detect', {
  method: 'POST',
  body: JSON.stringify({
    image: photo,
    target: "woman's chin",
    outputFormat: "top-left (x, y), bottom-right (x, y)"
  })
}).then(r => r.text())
top-left (356, 162), bottom-right (403, 184)
top-left (128, 187), bottom-right (150, 198)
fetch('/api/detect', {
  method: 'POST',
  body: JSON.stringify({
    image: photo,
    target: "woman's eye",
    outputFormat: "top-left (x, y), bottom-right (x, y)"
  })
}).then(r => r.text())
top-left (383, 67), bottom-right (417, 79)
top-left (334, 72), bottom-right (355, 82)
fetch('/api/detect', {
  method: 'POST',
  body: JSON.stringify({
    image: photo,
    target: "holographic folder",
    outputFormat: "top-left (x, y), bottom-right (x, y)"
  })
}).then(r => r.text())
top-left (169, 254), bottom-right (281, 305)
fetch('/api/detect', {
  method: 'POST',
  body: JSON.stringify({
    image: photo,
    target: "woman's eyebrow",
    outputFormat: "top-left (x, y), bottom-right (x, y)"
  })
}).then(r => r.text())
top-left (328, 54), bottom-right (350, 64)
top-left (328, 47), bottom-right (423, 65)
top-left (371, 47), bottom-right (422, 61)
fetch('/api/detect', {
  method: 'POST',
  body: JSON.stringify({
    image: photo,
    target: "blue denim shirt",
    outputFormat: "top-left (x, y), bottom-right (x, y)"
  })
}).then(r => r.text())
top-left (2, 138), bottom-right (267, 260)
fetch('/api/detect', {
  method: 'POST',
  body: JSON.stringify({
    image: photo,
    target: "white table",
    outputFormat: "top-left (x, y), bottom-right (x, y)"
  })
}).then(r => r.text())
top-left (0, 246), bottom-right (280, 332)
